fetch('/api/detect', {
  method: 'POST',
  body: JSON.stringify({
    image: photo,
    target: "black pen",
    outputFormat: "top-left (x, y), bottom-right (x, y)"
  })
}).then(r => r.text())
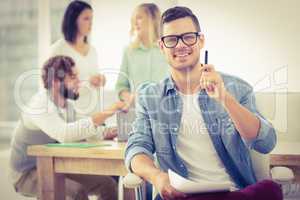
top-left (204, 50), bottom-right (208, 64)
top-left (203, 50), bottom-right (214, 92)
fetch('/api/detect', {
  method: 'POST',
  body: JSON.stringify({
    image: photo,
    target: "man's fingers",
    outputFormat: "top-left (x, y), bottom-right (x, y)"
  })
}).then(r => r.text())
top-left (200, 77), bottom-right (214, 90)
top-left (121, 103), bottom-right (130, 113)
top-left (172, 190), bottom-right (187, 198)
top-left (200, 64), bottom-right (215, 72)
top-left (162, 186), bottom-right (187, 199)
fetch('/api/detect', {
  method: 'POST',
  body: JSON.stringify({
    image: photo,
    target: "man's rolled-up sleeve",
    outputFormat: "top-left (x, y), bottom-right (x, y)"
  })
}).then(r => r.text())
top-left (239, 84), bottom-right (276, 154)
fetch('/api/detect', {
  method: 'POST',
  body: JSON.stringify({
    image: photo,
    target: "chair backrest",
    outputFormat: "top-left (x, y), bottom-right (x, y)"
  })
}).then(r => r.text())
top-left (249, 149), bottom-right (271, 181)
top-left (255, 92), bottom-right (300, 142)
top-left (116, 107), bottom-right (136, 141)
top-left (249, 92), bottom-right (274, 181)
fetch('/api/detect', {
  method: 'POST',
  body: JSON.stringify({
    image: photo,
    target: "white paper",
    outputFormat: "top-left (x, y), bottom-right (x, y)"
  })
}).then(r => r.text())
top-left (168, 169), bottom-right (233, 194)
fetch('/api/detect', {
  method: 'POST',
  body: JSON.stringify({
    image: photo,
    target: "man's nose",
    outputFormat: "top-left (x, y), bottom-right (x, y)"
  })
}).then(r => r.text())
top-left (176, 37), bottom-right (187, 48)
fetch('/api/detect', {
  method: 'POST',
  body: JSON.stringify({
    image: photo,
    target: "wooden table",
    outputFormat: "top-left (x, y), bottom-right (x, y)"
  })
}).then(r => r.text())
top-left (270, 142), bottom-right (300, 182)
top-left (27, 141), bottom-right (133, 200)
top-left (28, 140), bottom-right (300, 199)
top-left (271, 142), bottom-right (300, 166)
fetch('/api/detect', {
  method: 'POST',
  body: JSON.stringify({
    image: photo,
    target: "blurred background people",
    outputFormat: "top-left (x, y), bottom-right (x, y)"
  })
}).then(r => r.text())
top-left (115, 3), bottom-right (169, 110)
top-left (10, 56), bottom-right (124, 200)
top-left (50, 0), bottom-right (105, 118)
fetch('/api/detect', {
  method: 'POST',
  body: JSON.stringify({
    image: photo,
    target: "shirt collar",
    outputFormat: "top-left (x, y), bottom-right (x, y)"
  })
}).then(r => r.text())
top-left (163, 76), bottom-right (208, 101)
top-left (164, 76), bottom-right (177, 96)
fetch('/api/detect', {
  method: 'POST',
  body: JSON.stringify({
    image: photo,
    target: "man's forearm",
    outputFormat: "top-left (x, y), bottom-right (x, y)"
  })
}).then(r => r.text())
top-left (91, 108), bottom-right (115, 126)
top-left (223, 92), bottom-right (260, 140)
top-left (131, 154), bottom-right (162, 184)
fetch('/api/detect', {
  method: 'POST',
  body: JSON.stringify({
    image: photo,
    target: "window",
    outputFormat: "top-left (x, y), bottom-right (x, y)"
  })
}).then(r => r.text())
top-left (0, 0), bottom-right (38, 135)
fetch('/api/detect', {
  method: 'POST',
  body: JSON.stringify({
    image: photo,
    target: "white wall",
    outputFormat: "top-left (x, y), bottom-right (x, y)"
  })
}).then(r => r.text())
top-left (91, 0), bottom-right (176, 90)
top-left (91, 0), bottom-right (300, 91)
top-left (38, 0), bottom-right (51, 68)
top-left (175, 0), bottom-right (300, 92)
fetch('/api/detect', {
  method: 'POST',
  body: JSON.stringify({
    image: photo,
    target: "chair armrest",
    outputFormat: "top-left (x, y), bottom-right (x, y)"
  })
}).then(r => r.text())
top-left (123, 173), bottom-right (144, 189)
top-left (270, 166), bottom-right (295, 183)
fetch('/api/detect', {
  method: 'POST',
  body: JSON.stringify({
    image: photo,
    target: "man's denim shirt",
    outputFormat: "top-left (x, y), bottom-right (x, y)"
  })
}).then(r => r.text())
top-left (125, 73), bottom-right (276, 188)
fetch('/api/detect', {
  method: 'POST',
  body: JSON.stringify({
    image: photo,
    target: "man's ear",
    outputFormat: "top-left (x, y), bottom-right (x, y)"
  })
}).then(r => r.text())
top-left (51, 79), bottom-right (60, 90)
top-left (158, 39), bottom-right (165, 54)
top-left (199, 33), bottom-right (205, 49)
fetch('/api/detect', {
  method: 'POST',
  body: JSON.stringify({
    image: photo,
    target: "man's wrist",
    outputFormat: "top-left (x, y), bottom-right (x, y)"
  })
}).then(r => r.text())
top-left (149, 170), bottom-right (164, 185)
top-left (222, 91), bottom-right (235, 109)
top-left (103, 108), bottom-right (115, 117)
top-left (91, 112), bottom-right (111, 126)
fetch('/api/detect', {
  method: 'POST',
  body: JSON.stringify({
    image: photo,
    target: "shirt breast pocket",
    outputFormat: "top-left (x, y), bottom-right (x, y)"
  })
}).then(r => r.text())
top-left (218, 111), bottom-right (232, 125)
top-left (150, 119), bottom-right (173, 155)
top-left (216, 112), bottom-right (235, 135)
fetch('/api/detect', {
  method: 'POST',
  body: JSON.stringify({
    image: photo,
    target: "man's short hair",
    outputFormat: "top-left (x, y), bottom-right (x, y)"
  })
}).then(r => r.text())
top-left (42, 56), bottom-right (75, 89)
top-left (160, 6), bottom-right (201, 36)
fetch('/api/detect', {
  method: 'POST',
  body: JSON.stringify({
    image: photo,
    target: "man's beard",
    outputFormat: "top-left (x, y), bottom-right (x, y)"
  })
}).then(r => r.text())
top-left (60, 84), bottom-right (79, 100)
top-left (173, 57), bottom-right (199, 72)
top-left (171, 48), bottom-right (200, 72)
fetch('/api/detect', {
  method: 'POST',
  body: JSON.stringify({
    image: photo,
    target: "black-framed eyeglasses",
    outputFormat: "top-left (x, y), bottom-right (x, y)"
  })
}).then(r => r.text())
top-left (161, 32), bottom-right (201, 48)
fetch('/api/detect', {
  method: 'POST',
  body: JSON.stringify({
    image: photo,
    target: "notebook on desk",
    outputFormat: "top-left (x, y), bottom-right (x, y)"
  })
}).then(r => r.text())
top-left (45, 143), bottom-right (112, 148)
top-left (116, 108), bottom-right (136, 141)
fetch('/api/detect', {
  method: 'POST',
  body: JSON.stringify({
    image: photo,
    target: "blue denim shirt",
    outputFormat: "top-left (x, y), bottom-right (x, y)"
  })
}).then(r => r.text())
top-left (125, 73), bottom-right (276, 189)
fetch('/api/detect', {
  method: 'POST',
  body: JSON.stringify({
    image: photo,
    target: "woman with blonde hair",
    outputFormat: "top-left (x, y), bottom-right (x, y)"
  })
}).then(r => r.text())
top-left (116, 3), bottom-right (169, 108)
top-left (129, 3), bottom-right (161, 49)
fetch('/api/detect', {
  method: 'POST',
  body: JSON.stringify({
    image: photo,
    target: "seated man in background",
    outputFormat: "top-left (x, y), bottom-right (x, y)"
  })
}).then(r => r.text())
top-left (125, 6), bottom-right (283, 200)
top-left (10, 55), bottom-right (125, 200)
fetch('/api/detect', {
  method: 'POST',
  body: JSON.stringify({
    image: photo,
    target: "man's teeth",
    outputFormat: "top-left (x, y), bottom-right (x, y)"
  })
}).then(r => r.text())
top-left (176, 53), bottom-right (189, 57)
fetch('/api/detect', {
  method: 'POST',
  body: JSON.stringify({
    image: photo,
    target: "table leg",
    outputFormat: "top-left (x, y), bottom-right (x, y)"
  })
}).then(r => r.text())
top-left (37, 157), bottom-right (65, 200)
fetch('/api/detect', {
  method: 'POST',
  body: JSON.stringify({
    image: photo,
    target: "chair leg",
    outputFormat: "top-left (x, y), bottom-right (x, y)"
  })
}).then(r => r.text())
top-left (119, 176), bottom-right (136, 200)
top-left (135, 185), bottom-right (144, 200)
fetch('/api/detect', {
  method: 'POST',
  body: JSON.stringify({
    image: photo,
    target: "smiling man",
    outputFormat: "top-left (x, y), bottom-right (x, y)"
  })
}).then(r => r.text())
top-left (125, 6), bottom-right (282, 200)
